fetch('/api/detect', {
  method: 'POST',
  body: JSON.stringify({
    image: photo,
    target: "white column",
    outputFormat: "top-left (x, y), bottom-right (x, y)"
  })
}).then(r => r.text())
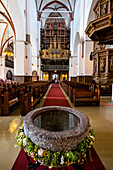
top-left (25, 0), bottom-right (32, 76)
top-left (72, 56), bottom-right (77, 76)
top-left (84, 40), bottom-right (93, 75)
top-left (38, 56), bottom-right (41, 80)
top-left (14, 41), bottom-right (25, 77)
top-left (69, 57), bottom-right (73, 80)
top-left (14, 0), bottom-right (32, 82)
top-left (78, 43), bottom-right (82, 75)
top-left (0, 56), bottom-right (5, 79)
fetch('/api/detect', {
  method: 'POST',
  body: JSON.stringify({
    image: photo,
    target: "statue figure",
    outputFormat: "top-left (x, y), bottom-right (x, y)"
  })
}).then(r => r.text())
top-left (100, 57), bottom-right (106, 72)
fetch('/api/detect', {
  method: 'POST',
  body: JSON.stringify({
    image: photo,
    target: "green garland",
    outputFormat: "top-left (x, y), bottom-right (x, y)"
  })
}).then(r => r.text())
top-left (15, 124), bottom-right (95, 168)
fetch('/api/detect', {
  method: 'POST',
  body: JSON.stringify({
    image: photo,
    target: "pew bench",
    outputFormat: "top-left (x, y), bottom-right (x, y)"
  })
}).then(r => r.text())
top-left (0, 91), bottom-right (20, 116)
top-left (73, 89), bottom-right (100, 106)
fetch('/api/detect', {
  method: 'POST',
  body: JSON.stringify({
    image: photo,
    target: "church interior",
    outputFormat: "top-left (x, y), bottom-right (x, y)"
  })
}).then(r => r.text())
top-left (0, 0), bottom-right (113, 170)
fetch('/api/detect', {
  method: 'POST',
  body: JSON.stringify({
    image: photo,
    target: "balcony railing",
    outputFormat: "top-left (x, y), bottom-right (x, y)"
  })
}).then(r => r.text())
top-left (41, 65), bottom-right (69, 71)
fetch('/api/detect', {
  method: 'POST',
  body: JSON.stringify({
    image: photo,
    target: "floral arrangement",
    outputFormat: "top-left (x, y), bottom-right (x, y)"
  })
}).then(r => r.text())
top-left (15, 124), bottom-right (95, 168)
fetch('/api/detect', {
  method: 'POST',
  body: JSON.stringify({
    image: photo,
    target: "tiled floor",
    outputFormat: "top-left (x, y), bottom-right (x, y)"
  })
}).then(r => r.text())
top-left (0, 86), bottom-right (113, 170)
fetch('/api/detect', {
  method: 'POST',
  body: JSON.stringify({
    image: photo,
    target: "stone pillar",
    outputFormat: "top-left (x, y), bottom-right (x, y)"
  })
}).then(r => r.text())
top-left (38, 56), bottom-right (41, 80)
top-left (72, 56), bottom-right (77, 76)
top-left (25, 0), bottom-right (32, 78)
top-left (14, 41), bottom-right (26, 82)
top-left (84, 40), bottom-right (93, 75)
top-left (78, 43), bottom-right (82, 75)
top-left (14, 0), bottom-right (32, 83)
top-left (0, 56), bottom-right (5, 79)
top-left (69, 57), bottom-right (73, 80)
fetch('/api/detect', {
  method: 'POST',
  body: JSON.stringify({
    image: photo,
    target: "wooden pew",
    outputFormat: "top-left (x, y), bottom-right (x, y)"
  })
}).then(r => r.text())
top-left (69, 86), bottom-right (73, 102)
top-left (0, 90), bottom-right (20, 116)
top-left (20, 81), bottom-right (50, 116)
top-left (20, 92), bottom-right (31, 116)
top-left (0, 81), bottom-right (50, 116)
top-left (73, 88), bottom-right (100, 106)
top-left (60, 81), bottom-right (100, 107)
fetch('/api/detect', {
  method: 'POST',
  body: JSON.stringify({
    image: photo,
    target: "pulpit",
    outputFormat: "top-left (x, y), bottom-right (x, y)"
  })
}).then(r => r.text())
top-left (86, 0), bottom-right (113, 84)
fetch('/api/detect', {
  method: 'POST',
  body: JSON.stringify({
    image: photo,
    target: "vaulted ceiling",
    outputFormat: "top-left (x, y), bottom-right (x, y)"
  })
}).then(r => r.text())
top-left (36, 0), bottom-right (76, 27)
top-left (0, 0), bottom-right (15, 55)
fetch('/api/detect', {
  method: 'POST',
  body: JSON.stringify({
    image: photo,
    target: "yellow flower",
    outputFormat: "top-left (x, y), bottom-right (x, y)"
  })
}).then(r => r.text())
top-left (34, 157), bottom-right (36, 161)
top-left (34, 146), bottom-right (37, 152)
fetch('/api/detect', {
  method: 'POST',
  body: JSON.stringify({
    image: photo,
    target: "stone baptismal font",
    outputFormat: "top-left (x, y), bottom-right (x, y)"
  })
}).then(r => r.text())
top-left (16, 106), bottom-right (95, 169)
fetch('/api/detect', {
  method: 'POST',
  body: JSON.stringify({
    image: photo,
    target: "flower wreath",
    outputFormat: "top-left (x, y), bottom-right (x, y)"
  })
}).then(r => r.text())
top-left (15, 124), bottom-right (95, 168)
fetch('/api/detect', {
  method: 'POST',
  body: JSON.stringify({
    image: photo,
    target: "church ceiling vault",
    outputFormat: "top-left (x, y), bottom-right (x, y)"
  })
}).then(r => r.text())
top-left (0, 0), bottom-right (15, 56)
top-left (36, 0), bottom-right (76, 22)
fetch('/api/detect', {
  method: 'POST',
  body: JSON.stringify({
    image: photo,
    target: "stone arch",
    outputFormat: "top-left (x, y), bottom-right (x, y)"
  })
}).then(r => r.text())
top-left (87, 0), bottom-right (97, 25)
top-left (8, 0), bottom-right (25, 40)
top-left (85, 0), bottom-right (98, 40)
top-left (0, 0), bottom-right (16, 55)
top-left (6, 70), bottom-right (13, 80)
top-left (73, 32), bottom-right (81, 56)
top-left (70, 32), bottom-right (81, 77)
top-left (32, 70), bottom-right (37, 76)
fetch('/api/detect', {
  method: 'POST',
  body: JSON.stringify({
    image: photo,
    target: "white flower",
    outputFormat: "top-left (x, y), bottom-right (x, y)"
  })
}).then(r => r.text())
top-left (60, 156), bottom-right (64, 165)
top-left (20, 126), bottom-right (23, 130)
top-left (38, 148), bottom-right (44, 157)
top-left (17, 138), bottom-right (22, 143)
top-left (19, 132), bottom-right (24, 136)
top-left (90, 135), bottom-right (94, 139)
top-left (23, 138), bottom-right (27, 146)
top-left (67, 153), bottom-right (69, 157)
top-left (49, 166), bottom-right (53, 169)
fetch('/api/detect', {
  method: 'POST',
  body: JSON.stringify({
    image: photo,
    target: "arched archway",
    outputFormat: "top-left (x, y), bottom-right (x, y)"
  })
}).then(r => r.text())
top-left (84, 0), bottom-right (97, 77)
top-left (32, 70), bottom-right (37, 76)
top-left (86, 0), bottom-right (97, 26)
top-left (6, 70), bottom-right (12, 80)
top-left (0, 0), bottom-right (16, 56)
top-left (73, 32), bottom-right (81, 56)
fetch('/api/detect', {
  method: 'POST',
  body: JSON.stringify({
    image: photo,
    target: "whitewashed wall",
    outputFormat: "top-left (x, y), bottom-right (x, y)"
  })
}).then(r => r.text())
top-left (9, 0), bottom-right (40, 79)
top-left (69, 0), bottom-right (96, 80)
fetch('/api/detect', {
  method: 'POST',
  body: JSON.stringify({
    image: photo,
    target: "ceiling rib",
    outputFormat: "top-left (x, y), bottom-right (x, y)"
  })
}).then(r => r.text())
top-left (39, 11), bottom-right (73, 12)
top-left (38, 0), bottom-right (73, 20)
top-left (39, 0), bottom-right (44, 10)
top-left (41, 17), bottom-right (70, 18)
top-left (67, 0), bottom-right (72, 11)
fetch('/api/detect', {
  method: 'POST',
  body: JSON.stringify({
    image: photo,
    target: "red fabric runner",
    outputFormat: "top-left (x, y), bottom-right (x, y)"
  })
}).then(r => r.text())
top-left (12, 84), bottom-right (105, 170)
top-left (43, 84), bottom-right (70, 107)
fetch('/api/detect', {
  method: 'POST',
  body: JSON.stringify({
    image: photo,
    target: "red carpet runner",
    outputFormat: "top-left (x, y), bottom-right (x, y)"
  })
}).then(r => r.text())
top-left (12, 84), bottom-right (105, 170)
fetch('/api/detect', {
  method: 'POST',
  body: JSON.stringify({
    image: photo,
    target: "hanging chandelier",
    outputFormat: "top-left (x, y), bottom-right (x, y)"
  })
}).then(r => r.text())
top-left (3, 42), bottom-right (14, 56)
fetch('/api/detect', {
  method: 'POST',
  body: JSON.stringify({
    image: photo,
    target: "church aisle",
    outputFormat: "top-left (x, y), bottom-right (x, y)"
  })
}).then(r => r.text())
top-left (43, 84), bottom-right (70, 107)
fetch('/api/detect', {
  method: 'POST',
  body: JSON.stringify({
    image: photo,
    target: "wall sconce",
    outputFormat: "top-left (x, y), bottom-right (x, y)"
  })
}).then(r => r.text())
top-left (32, 64), bottom-right (34, 66)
